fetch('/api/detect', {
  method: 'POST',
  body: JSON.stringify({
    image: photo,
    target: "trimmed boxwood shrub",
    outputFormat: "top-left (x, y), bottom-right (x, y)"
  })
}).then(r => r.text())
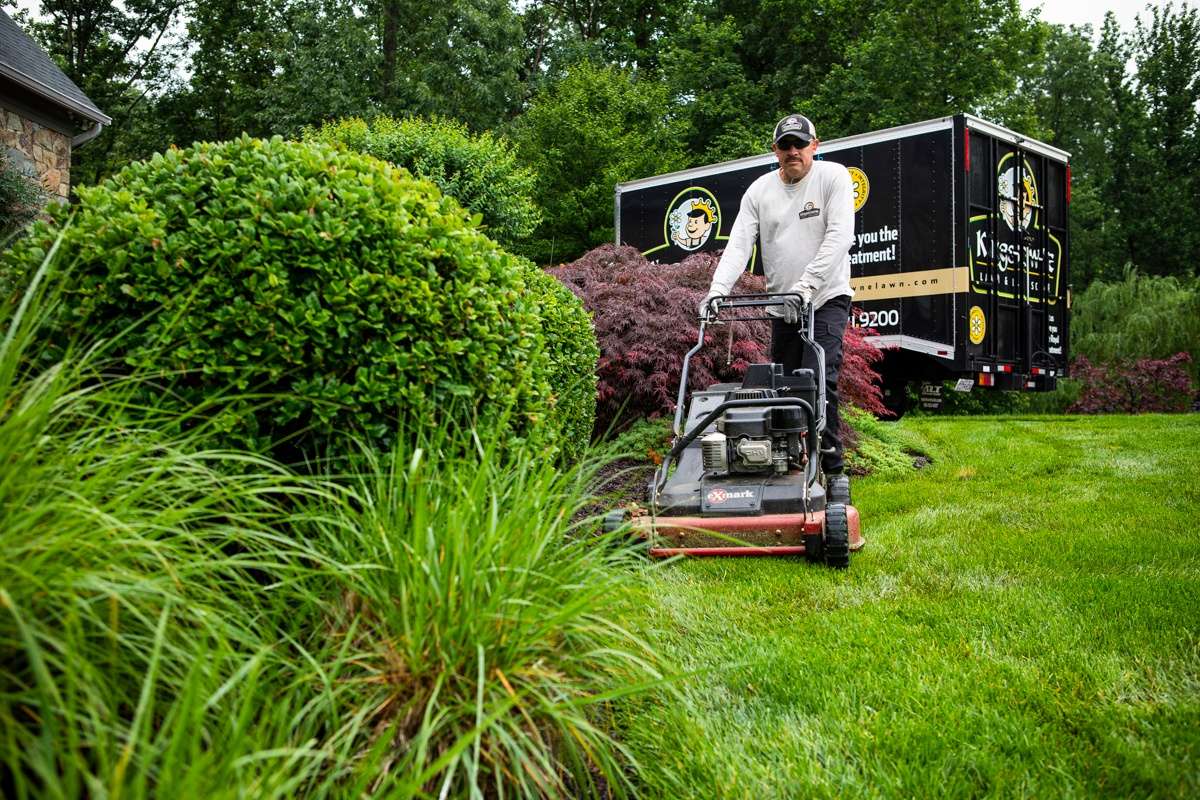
top-left (304, 116), bottom-right (540, 252)
top-left (2, 135), bottom-right (553, 460)
top-left (520, 262), bottom-right (598, 460)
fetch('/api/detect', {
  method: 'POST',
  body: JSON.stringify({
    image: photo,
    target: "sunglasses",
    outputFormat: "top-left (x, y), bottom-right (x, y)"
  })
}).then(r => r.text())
top-left (776, 137), bottom-right (813, 151)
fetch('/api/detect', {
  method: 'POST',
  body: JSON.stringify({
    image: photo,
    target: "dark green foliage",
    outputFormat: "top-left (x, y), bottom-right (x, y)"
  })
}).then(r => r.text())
top-left (810, 0), bottom-right (1044, 135)
top-left (305, 115), bottom-right (540, 250)
top-left (658, 15), bottom-right (773, 165)
top-left (2, 136), bottom-right (552, 461)
top-left (519, 263), bottom-right (599, 461)
top-left (1032, 6), bottom-right (1200, 284)
top-left (1071, 266), bottom-right (1200, 378)
top-left (909, 382), bottom-right (1032, 416)
top-left (513, 62), bottom-right (686, 264)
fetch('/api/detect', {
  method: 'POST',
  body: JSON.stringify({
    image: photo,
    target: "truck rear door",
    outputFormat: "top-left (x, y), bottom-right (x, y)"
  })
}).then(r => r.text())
top-left (963, 116), bottom-right (1070, 388)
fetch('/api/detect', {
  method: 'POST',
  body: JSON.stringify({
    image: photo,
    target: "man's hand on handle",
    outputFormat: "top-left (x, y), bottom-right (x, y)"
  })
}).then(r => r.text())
top-left (782, 284), bottom-right (813, 324)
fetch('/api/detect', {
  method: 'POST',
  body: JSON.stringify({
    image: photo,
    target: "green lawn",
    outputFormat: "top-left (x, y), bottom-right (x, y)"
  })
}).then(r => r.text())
top-left (622, 414), bottom-right (1200, 799)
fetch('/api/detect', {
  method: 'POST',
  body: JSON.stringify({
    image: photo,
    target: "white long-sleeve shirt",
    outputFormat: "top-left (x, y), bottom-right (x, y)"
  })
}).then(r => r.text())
top-left (709, 160), bottom-right (854, 312)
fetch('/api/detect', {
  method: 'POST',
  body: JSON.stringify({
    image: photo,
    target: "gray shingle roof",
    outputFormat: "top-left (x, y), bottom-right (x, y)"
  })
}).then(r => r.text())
top-left (0, 9), bottom-right (110, 125)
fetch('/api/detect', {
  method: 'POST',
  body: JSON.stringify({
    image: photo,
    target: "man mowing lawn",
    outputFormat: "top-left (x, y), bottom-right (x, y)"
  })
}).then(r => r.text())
top-left (701, 113), bottom-right (855, 483)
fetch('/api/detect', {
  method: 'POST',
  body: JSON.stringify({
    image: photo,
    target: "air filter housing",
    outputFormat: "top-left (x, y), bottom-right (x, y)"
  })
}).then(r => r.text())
top-left (701, 432), bottom-right (728, 473)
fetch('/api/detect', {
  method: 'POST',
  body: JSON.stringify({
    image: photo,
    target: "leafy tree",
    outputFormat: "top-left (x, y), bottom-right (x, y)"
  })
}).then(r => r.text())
top-left (305, 115), bottom-right (541, 250)
top-left (1128, 2), bottom-right (1199, 278)
top-left (808, 0), bottom-right (1044, 136)
top-left (169, 0), bottom-right (379, 143)
top-left (512, 61), bottom-right (685, 264)
top-left (660, 14), bottom-right (773, 164)
top-left (12, 0), bottom-right (188, 185)
top-left (376, 0), bottom-right (525, 127)
top-left (1026, 22), bottom-right (1122, 284)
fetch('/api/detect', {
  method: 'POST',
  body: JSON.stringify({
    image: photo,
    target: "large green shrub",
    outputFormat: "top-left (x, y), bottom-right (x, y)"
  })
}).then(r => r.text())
top-left (304, 116), bottom-right (540, 251)
top-left (1071, 266), bottom-right (1200, 378)
top-left (2, 135), bottom-right (552, 460)
top-left (520, 262), bottom-right (598, 460)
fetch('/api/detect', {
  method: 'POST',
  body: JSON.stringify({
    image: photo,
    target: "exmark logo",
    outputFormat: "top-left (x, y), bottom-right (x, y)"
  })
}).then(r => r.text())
top-left (706, 488), bottom-right (756, 505)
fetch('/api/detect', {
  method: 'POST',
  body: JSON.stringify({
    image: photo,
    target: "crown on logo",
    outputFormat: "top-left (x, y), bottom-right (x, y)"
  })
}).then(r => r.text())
top-left (688, 198), bottom-right (716, 222)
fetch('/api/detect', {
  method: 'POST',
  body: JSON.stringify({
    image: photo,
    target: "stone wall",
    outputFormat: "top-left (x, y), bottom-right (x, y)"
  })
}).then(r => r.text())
top-left (2, 107), bottom-right (71, 200)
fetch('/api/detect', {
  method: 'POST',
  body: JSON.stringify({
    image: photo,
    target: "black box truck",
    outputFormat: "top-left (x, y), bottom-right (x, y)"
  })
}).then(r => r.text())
top-left (614, 114), bottom-right (1070, 414)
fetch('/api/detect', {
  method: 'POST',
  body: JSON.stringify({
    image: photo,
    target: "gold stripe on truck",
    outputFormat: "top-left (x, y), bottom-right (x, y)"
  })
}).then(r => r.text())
top-left (850, 266), bottom-right (969, 301)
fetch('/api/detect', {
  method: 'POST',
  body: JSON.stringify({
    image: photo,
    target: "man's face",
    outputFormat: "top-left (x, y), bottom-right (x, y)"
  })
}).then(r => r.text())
top-left (773, 136), bottom-right (818, 182)
top-left (686, 213), bottom-right (710, 238)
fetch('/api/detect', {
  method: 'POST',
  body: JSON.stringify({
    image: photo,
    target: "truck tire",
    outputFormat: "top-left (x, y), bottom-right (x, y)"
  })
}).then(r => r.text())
top-left (823, 503), bottom-right (850, 569)
top-left (881, 377), bottom-right (908, 420)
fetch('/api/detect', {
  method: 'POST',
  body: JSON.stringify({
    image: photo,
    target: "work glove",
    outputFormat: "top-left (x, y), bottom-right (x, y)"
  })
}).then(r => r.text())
top-left (782, 284), bottom-right (813, 324)
top-left (698, 292), bottom-right (720, 321)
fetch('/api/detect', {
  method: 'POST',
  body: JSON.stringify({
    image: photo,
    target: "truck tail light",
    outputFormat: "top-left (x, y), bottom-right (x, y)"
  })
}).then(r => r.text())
top-left (964, 128), bottom-right (971, 172)
top-left (1066, 164), bottom-right (1072, 205)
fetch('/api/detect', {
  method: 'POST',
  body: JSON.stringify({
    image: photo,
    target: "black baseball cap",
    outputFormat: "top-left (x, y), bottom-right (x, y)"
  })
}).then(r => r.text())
top-left (773, 114), bottom-right (816, 145)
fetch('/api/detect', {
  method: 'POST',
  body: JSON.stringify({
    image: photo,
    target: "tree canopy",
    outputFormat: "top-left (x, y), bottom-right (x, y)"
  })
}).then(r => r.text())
top-left (10, 0), bottom-right (1199, 280)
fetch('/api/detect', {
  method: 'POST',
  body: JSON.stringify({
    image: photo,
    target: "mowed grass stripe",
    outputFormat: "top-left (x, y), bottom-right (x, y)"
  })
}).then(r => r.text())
top-left (623, 414), bottom-right (1200, 799)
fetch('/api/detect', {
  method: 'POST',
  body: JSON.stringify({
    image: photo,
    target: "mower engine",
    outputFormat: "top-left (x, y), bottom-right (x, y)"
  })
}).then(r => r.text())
top-left (699, 395), bottom-right (806, 477)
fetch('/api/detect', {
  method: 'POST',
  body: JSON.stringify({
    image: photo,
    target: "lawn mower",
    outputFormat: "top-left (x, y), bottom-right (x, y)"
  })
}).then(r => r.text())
top-left (604, 293), bottom-right (864, 567)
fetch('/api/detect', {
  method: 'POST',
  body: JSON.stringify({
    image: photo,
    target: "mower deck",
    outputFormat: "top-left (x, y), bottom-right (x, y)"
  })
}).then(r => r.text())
top-left (630, 506), bottom-right (865, 557)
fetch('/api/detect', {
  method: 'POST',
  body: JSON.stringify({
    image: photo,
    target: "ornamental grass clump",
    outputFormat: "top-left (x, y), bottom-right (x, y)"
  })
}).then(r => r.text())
top-left (0, 243), bottom-right (345, 796)
top-left (1, 246), bottom-right (670, 798)
top-left (301, 425), bottom-right (666, 798)
top-left (0, 135), bottom-right (552, 462)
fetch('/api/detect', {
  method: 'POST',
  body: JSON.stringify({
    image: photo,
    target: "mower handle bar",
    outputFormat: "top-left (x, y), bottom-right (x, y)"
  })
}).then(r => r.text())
top-left (700, 292), bottom-right (807, 323)
top-left (675, 293), bottom-right (826, 439)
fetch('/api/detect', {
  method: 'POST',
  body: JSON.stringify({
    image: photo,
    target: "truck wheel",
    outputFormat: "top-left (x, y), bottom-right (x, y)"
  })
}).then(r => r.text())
top-left (823, 504), bottom-right (850, 569)
top-left (827, 474), bottom-right (851, 505)
top-left (882, 381), bottom-right (908, 420)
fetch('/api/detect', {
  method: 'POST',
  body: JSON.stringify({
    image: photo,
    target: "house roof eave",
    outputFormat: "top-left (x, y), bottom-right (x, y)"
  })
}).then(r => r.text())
top-left (0, 64), bottom-right (112, 127)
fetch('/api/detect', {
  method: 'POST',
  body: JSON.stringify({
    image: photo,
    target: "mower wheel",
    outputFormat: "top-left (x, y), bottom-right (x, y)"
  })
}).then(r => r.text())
top-left (823, 503), bottom-right (851, 569)
top-left (827, 474), bottom-right (851, 505)
top-left (803, 532), bottom-right (824, 562)
top-left (602, 509), bottom-right (629, 534)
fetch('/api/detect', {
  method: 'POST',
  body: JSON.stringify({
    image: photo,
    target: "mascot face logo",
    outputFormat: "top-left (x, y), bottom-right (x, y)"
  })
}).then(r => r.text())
top-left (997, 155), bottom-right (1038, 231)
top-left (669, 195), bottom-right (718, 251)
